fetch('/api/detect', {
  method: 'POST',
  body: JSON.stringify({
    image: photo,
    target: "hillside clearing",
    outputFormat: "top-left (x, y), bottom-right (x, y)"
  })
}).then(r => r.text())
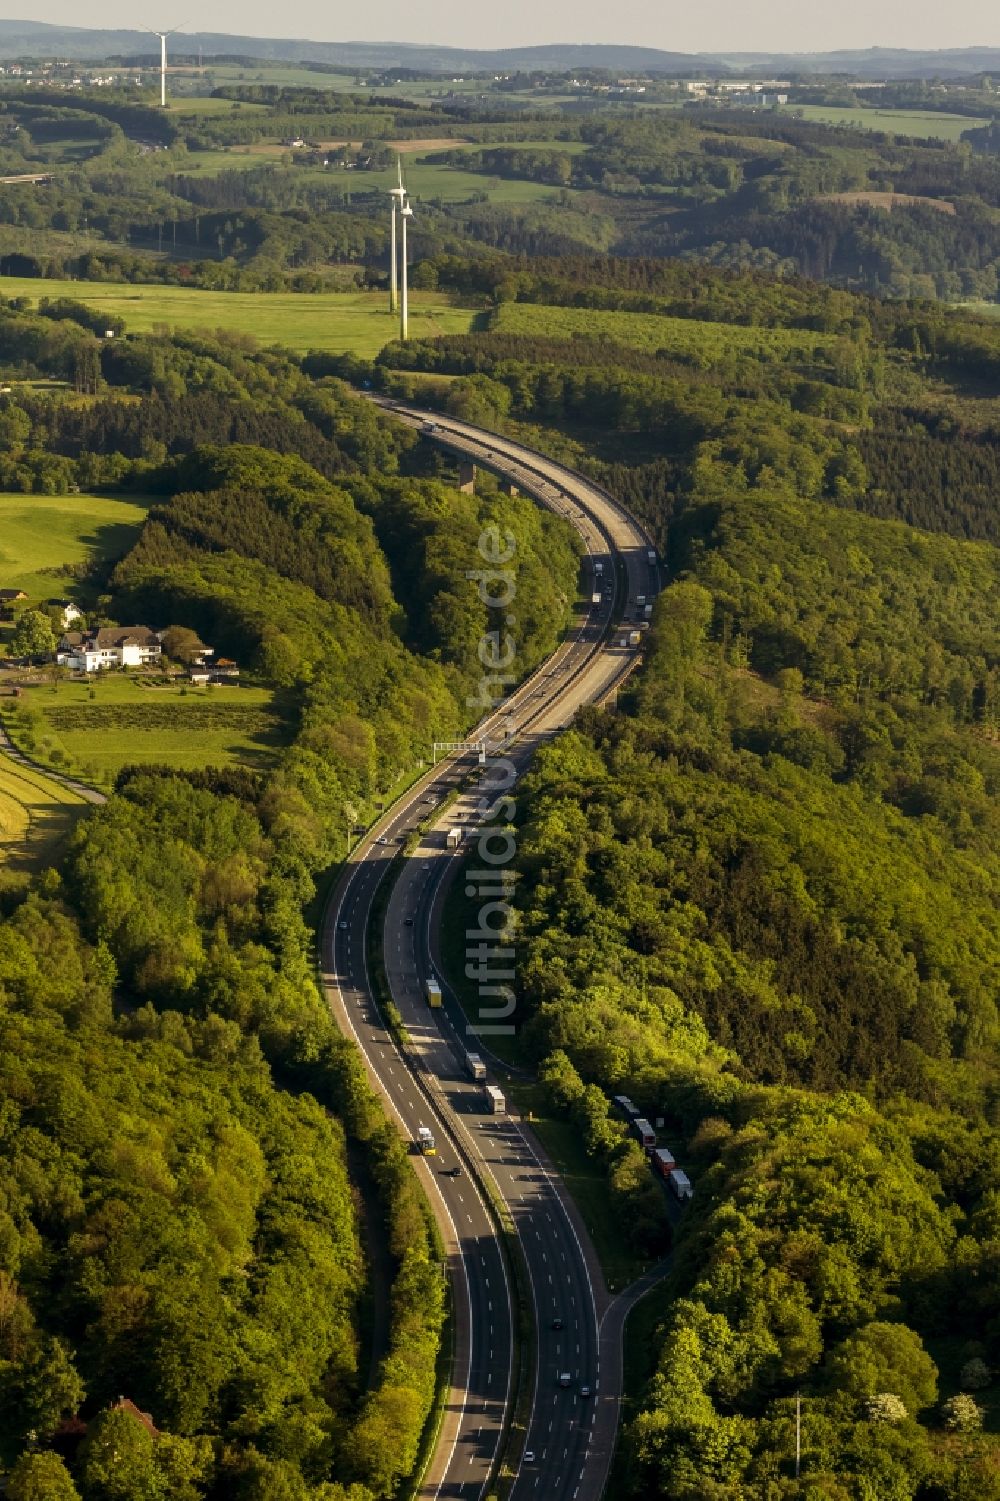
top-left (817, 190), bottom-right (957, 214)
top-left (491, 302), bottom-right (835, 362)
top-left (0, 749), bottom-right (88, 873)
top-left (0, 492), bottom-right (151, 604)
top-left (787, 104), bottom-right (991, 142)
top-left (0, 280), bottom-right (480, 355)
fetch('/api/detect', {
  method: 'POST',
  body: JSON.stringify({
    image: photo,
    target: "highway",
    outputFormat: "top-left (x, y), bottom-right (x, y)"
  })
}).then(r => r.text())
top-left (321, 402), bottom-right (660, 1500)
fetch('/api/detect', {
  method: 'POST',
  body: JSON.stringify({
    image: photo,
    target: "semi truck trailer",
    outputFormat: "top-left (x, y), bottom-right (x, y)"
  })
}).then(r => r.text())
top-left (425, 978), bottom-right (443, 1008)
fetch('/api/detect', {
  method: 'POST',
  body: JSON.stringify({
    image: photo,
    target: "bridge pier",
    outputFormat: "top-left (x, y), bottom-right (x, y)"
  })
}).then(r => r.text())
top-left (499, 479), bottom-right (519, 497)
top-left (457, 460), bottom-right (477, 494)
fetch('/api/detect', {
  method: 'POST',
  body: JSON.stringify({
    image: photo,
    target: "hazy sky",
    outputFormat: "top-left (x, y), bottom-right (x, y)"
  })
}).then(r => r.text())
top-left (25, 0), bottom-right (1000, 53)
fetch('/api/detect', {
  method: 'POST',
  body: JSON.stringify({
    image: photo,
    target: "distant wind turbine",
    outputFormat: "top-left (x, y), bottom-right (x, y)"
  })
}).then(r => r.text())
top-left (399, 178), bottom-right (413, 342)
top-left (388, 157), bottom-right (407, 314)
top-left (145, 24), bottom-right (184, 108)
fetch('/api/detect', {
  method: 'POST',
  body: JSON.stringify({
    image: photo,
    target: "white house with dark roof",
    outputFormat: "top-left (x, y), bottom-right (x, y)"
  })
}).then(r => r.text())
top-left (57, 626), bottom-right (162, 673)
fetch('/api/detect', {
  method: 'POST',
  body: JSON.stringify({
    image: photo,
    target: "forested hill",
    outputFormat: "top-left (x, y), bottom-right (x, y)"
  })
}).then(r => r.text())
top-left (366, 257), bottom-right (1000, 1496)
top-left (374, 255), bottom-right (1000, 550)
top-left (0, 300), bottom-right (579, 1497)
top-left (514, 490), bottom-right (1000, 1494)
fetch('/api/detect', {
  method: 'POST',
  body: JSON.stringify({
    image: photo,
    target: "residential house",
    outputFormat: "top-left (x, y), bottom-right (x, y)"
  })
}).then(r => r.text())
top-left (0, 587), bottom-right (27, 622)
top-left (57, 626), bottom-right (162, 673)
top-left (210, 657), bottom-right (240, 682)
top-left (111, 1396), bottom-right (159, 1438)
top-left (50, 599), bottom-right (82, 629)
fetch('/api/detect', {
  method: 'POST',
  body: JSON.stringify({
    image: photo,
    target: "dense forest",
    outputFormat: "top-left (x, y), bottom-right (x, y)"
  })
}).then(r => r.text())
top-left (0, 770), bottom-right (451, 1500)
top-left (364, 256), bottom-right (1000, 553)
top-left (400, 260), bottom-right (1000, 1497)
top-left (514, 507), bottom-right (1000, 1494)
top-left (0, 297), bottom-right (578, 1495)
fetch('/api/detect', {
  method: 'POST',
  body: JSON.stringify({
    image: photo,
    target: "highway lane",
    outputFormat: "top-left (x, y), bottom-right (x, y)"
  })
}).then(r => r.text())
top-left (396, 852), bottom-right (602, 1501)
top-left (328, 815), bottom-right (511, 1501)
top-left (322, 401), bottom-right (660, 1499)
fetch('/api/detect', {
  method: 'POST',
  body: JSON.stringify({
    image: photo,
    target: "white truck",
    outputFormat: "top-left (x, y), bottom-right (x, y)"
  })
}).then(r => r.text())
top-left (594, 560), bottom-right (604, 577)
top-left (466, 1052), bottom-right (487, 1082)
top-left (417, 1125), bottom-right (436, 1154)
top-left (633, 1117), bottom-right (657, 1149)
top-left (485, 1084), bottom-right (506, 1114)
top-left (591, 592), bottom-right (602, 606)
top-left (643, 603), bottom-right (653, 618)
top-left (647, 548), bottom-right (657, 565)
top-left (425, 978), bottom-right (443, 1008)
top-left (628, 631), bottom-right (641, 648)
top-left (446, 827), bottom-right (464, 849)
top-left (668, 1168), bottom-right (693, 1202)
top-left (635, 594), bottom-right (646, 607)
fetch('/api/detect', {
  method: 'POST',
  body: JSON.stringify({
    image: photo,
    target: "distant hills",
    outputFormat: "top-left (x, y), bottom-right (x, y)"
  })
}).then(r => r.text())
top-left (1, 20), bottom-right (999, 78)
top-left (715, 46), bottom-right (1000, 78)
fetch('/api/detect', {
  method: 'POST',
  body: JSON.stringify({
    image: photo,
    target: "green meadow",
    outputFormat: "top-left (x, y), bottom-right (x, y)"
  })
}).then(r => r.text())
top-left (0, 492), bottom-right (150, 603)
top-left (11, 676), bottom-right (288, 780)
top-left (0, 280), bottom-right (480, 355)
top-left (0, 750), bottom-right (88, 873)
top-left (788, 104), bottom-right (990, 142)
top-left (492, 301), bottom-right (836, 361)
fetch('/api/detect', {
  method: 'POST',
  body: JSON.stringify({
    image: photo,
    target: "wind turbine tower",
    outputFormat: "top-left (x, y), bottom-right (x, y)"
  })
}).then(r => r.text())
top-left (388, 157), bottom-right (406, 314)
top-left (399, 190), bottom-right (413, 342)
top-left (146, 25), bottom-right (182, 108)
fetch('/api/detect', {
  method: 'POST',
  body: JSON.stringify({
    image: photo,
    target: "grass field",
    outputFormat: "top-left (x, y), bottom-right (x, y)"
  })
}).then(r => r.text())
top-left (428, 138), bottom-right (591, 156)
top-left (492, 301), bottom-right (835, 362)
top-left (788, 104), bottom-right (992, 142)
top-left (166, 97), bottom-right (271, 116)
top-left (171, 67), bottom-right (493, 98)
top-left (340, 159), bottom-right (574, 203)
top-left (179, 144), bottom-right (578, 202)
top-left (959, 300), bottom-right (1000, 318)
top-left (0, 492), bottom-right (151, 604)
top-left (13, 676), bottom-right (288, 779)
top-left (171, 65), bottom-right (368, 89)
top-left (0, 748), bottom-right (88, 872)
top-left (0, 280), bottom-right (480, 355)
top-left (175, 147), bottom-right (297, 175)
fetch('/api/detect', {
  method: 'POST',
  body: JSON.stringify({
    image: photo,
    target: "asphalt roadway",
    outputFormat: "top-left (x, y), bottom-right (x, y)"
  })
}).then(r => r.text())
top-left (321, 403), bottom-right (660, 1500)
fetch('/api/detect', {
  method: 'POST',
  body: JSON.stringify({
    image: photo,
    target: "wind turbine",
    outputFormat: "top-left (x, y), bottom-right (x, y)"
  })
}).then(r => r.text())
top-left (145, 24), bottom-right (184, 108)
top-left (388, 157), bottom-right (407, 314)
top-left (399, 187), bottom-right (413, 342)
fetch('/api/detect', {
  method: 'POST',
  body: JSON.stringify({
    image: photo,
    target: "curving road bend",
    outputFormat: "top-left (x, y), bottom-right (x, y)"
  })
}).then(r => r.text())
top-left (321, 402), bottom-right (660, 1501)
